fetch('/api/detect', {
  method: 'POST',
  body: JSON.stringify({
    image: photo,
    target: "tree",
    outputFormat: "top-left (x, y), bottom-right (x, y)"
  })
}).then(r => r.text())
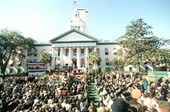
top-left (111, 59), bottom-right (126, 71)
top-left (0, 29), bottom-right (36, 75)
top-left (40, 51), bottom-right (52, 71)
top-left (116, 18), bottom-right (170, 72)
top-left (88, 51), bottom-right (101, 69)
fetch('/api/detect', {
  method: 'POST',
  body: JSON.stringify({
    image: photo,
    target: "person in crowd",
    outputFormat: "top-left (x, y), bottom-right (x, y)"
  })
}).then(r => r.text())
top-left (0, 70), bottom-right (169, 112)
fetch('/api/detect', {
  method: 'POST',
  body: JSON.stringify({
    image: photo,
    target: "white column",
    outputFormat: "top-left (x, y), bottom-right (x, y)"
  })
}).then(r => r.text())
top-left (94, 47), bottom-right (97, 52)
top-left (51, 47), bottom-right (55, 70)
top-left (77, 47), bottom-right (81, 69)
top-left (68, 47), bottom-right (72, 66)
top-left (85, 47), bottom-right (89, 68)
top-left (60, 47), bottom-right (63, 67)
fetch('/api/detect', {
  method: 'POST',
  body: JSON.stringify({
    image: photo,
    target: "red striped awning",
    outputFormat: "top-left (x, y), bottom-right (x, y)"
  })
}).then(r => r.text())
top-left (89, 47), bottom-right (93, 49)
top-left (80, 47), bottom-right (84, 49)
top-left (105, 48), bottom-right (108, 53)
top-left (105, 58), bottom-right (109, 63)
top-left (55, 48), bottom-right (59, 50)
top-left (72, 47), bottom-right (76, 49)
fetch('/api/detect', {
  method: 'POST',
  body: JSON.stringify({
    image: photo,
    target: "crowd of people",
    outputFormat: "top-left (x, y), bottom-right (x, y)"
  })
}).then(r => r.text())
top-left (95, 72), bottom-right (170, 112)
top-left (0, 76), bottom-right (90, 112)
top-left (0, 71), bottom-right (170, 112)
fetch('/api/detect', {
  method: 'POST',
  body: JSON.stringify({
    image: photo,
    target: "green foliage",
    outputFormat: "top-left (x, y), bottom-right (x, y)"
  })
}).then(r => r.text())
top-left (111, 59), bottom-right (126, 71)
top-left (68, 76), bottom-right (74, 83)
top-left (40, 52), bottom-right (52, 65)
top-left (88, 51), bottom-right (101, 69)
top-left (0, 29), bottom-right (36, 74)
top-left (101, 68), bottom-right (106, 74)
top-left (88, 68), bottom-right (96, 75)
top-left (105, 67), bottom-right (113, 73)
top-left (95, 68), bottom-right (101, 74)
top-left (84, 73), bottom-right (90, 82)
top-left (116, 18), bottom-right (170, 71)
top-left (56, 76), bottom-right (61, 83)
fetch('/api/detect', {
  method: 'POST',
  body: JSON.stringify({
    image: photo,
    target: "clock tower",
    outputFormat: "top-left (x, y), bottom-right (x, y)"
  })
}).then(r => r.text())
top-left (67, 8), bottom-right (89, 33)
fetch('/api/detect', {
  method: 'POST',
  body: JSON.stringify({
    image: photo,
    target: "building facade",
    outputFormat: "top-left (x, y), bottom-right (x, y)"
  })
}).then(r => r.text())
top-left (5, 8), bottom-right (153, 74)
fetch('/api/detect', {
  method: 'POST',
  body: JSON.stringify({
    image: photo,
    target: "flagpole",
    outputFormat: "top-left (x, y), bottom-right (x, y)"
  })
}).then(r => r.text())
top-left (71, 0), bottom-right (77, 9)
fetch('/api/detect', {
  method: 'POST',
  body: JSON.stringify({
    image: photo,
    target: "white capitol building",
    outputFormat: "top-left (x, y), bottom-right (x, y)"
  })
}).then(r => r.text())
top-left (5, 8), bottom-right (151, 75)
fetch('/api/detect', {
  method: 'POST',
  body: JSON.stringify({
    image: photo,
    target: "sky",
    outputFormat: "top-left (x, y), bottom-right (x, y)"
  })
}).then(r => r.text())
top-left (0, 0), bottom-right (170, 42)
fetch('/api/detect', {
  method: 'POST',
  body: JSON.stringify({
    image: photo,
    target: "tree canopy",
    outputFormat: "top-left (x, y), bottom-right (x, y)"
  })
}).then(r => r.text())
top-left (116, 18), bottom-right (170, 71)
top-left (0, 29), bottom-right (36, 75)
top-left (40, 51), bottom-right (52, 70)
top-left (111, 59), bottom-right (126, 71)
top-left (88, 51), bottom-right (101, 69)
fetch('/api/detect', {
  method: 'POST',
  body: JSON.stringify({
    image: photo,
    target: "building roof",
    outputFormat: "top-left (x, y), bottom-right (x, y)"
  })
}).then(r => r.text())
top-left (50, 29), bottom-right (99, 43)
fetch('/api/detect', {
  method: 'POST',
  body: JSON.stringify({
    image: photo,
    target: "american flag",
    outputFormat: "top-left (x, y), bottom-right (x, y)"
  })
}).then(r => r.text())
top-left (71, 0), bottom-right (77, 6)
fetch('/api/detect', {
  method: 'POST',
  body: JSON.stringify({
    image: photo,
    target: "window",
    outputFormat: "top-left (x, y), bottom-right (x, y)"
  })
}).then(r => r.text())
top-left (89, 47), bottom-right (93, 53)
top-left (105, 48), bottom-right (109, 55)
top-left (18, 68), bottom-right (21, 74)
top-left (81, 58), bottom-right (85, 67)
top-left (27, 50), bottom-right (30, 56)
top-left (81, 49), bottom-right (84, 56)
top-left (113, 48), bottom-right (117, 50)
top-left (10, 68), bottom-right (13, 74)
top-left (97, 48), bottom-right (100, 53)
top-left (27, 59), bottom-right (29, 63)
top-left (129, 67), bottom-right (132, 72)
top-left (33, 59), bottom-right (37, 62)
top-left (58, 49), bottom-right (60, 56)
top-left (89, 49), bottom-right (92, 53)
top-left (34, 50), bottom-right (37, 56)
top-left (113, 52), bottom-right (117, 55)
top-left (105, 58), bottom-right (109, 65)
top-left (73, 49), bottom-right (77, 56)
top-left (65, 49), bottom-right (69, 56)
top-left (71, 26), bottom-right (80, 31)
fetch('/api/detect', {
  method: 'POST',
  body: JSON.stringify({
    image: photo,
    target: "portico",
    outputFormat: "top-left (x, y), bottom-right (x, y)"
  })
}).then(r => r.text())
top-left (50, 29), bottom-right (98, 70)
top-left (51, 46), bottom-right (96, 69)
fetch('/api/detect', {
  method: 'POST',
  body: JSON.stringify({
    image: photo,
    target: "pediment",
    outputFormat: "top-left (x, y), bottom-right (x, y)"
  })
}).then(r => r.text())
top-left (50, 29), bottom-right (98, 43)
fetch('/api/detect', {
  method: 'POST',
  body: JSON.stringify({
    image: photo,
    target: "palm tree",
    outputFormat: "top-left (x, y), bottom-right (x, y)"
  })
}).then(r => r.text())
top-left (40, 52), bottom-right (52, 71)
top-left (88, 51), bottom-right (101, 69)
top-left (111, 59), bottom-right (126, 71)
